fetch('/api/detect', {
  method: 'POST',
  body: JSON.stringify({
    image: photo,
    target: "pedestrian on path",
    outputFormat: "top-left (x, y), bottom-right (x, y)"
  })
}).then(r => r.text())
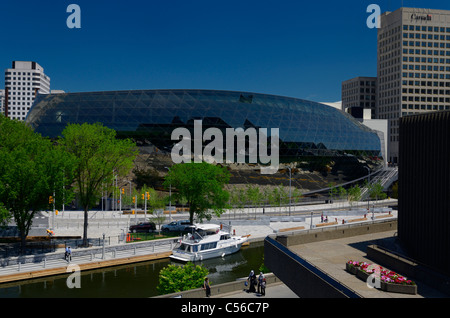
top-left (257, 272), bottom-right (265, 295)
top-left (203, 277), bottom-right (211, 297)
top-left (65, 246), bottom-right (72, 262)
top-left (247, 270), bottom-right (257, 293)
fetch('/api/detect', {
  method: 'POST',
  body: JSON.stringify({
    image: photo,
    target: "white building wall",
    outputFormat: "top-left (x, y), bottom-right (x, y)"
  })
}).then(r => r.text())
top-left (4, 61), bottom-right (51, 121)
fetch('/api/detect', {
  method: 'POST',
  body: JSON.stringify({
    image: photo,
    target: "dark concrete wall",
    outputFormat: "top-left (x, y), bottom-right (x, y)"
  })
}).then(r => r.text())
top-left (399, 112), bottom-right (450, 275)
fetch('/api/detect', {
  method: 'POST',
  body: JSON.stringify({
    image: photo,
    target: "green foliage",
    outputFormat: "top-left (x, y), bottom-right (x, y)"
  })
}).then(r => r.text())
top-left (0, 115), bottom-right (76, 246)
top-left (157, 262), bottom-right (209, 294)
top-left (163, 162), bottom-right (230, 224)
top-left (368, 181), bottom-right (387, 201)
top-left (391, 182), bottom-right (398, 199)
top-left (259, 255), bottom-right (270, 274)
top-left (347, 185), bottom-right (362, 204)
top-left (59, 122), bottom-right (138, 245)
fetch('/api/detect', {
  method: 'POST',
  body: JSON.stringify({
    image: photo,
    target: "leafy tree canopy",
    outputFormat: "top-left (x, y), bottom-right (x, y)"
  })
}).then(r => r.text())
top-left (158, 262), bottom-right (209, 295)
top-left (163, 162), bottom-right (230, 224)
top-left (59, 122), bottom-right (138, 245)
top-left (0, 115), bottom-right (75, 247)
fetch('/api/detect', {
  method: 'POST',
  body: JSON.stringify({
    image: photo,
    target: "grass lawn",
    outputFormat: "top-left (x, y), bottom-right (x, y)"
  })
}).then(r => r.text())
top-left (127, 231), bottom-right (181, 242)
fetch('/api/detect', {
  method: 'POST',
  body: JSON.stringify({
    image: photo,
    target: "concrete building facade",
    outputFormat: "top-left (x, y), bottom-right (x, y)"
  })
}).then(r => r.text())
top-left (341, 76), bottom-right (377, 119)
top-left (4, 61), bottom-right (50, 121)
top-left (377, 7), bottom-right (450, 163)
top-left (0, 89), bottom-right (4, 114)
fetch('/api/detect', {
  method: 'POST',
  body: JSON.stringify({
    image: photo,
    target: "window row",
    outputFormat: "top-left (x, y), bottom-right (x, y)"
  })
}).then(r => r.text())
top-left (404, 42), bottom-right (450, 49)
top-left (402, 96), bottom-right (450, 103)
top-left (5, 72), bottom-right (40, 76)
top-left (402, 72), bottom-right (450, 79)
top-left (402, 88), bottom-right (450, 95)
top-left (402, 80), bottom-right (450, 87)
top-left (7, 102), bottom-right (33, 106)
top-left (403, 64), bottom-right (450, 71)
top-left (403, 49), bottom-right (450, 56)
top-left (403, 33), bottom-right (450, 40)
top-left (402, 104), bottom-right (450, 110)
top-left (402, 57), bottom-right (450, 63)
top-left (403, 25), bottom-right (450, 33)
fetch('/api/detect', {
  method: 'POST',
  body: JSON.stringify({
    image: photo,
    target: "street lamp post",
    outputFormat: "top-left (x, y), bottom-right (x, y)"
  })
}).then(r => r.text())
top-left (165, 167), bottom-right (172, 222)
top-left (127, 181), bottom-right (132, 209)
top-left (364, 166), bottom-right (370, 212)
top-left (288, 167), bottom-right (292, 216)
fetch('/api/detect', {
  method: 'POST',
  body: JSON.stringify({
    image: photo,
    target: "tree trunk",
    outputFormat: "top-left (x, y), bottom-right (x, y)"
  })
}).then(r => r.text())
top-left (20, 232), bottom-right (27, 255)
top-left (82, 207), bottom-right (89, 247)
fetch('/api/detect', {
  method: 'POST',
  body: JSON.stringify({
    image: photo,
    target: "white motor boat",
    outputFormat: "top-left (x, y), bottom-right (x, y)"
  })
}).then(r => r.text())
top-left (170, 223), bottom-right (248, 262)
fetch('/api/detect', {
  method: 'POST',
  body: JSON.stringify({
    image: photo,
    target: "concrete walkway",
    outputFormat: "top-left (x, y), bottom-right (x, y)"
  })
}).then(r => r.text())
top-left (212, 282), bottom-right (299, 298)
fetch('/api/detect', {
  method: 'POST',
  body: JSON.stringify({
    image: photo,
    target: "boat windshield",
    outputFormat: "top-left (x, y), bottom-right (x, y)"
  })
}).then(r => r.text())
top-left (176, 243), bottom-right (199, 253)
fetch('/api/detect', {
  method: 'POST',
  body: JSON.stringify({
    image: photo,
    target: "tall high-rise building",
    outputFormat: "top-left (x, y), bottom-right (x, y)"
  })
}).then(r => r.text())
top-left (341, 76), bottom-right (377, 119)
top-left (0, 89), bottom-right (4, 114)
top-left (377, 7), bottom-right (450, 163)
top-left (4, 61), bottom-right (50, 121)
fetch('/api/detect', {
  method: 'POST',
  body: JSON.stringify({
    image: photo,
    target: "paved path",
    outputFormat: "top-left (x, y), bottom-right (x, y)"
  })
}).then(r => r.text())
top-left (213, 282), bottom-right (299, 298)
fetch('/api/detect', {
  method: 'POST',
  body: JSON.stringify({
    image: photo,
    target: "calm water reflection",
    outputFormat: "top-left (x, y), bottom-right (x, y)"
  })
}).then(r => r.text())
top-left (0, 243), bottom-right (264, 298)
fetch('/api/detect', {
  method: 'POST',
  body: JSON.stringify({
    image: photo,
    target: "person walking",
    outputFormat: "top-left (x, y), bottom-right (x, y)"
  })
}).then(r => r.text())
top-left (247, 270), bottom-right (257, 293)
top-left (203, 277), bottom-right (211, 297)
top-left (257, 272), bottom-right (265, 295)
top-left (65, 246), bottom-right (72, 262)
top-left (261, 277), bottom-right (266, 296)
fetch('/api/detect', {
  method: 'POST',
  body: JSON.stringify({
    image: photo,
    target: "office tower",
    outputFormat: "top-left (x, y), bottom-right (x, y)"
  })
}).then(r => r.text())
top-left (0, 89), bottom-right (4, 114)
top-left (4, 61), bottom-right (50, 121)
top-left (377, 7), bottom-right (450, 163)
top-left (341, 76), bottom-right (377, 120)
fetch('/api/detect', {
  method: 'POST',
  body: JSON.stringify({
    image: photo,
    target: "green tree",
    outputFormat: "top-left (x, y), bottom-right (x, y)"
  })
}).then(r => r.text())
top-left (163, 162), bottom-right (230, 224)
top-left (328, 182), bottom-right (338, 202)
top-left (229, 186), bottom-right (245, 218)
top-left (138, 185), bottom-right (166, 217)
top-left (0, 115), bottom-right (75, 249)
top-left (60, 123), bottom-right (138, 246)
top-left (246, 185), bottom-right (261, 218)
top-left (391, 182), bottom-right (398, 199)
top-left (368, 181), bottom-right (387, 201)
top-left (347, 185), bottom-right (362, 208)
top-left (157, 262), bottom-right (209, 294)
top-left (291, 188), bottom-right (303, 204)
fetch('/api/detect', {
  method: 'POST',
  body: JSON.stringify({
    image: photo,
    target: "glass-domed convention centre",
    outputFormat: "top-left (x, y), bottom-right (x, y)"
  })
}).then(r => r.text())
top-left (26, 89), bottom-right (383, 162)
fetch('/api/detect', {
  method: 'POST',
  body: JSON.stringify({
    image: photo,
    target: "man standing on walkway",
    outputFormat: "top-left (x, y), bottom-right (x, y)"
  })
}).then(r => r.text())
top-left (203, 277), bottom-right (211, 297)
top-left (258, 272), bottom-right (265, 295)
top-left (247, 270), bottom-right (257, 293)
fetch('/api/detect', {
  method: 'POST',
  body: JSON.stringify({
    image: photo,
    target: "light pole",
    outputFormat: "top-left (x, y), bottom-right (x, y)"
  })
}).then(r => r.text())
top-left (364, 166), bottom-right (370, 212)
top-left (288, 167), bottom-right (292, 216)
top-left (127, 181), bottom-right (132, 209)
top-left (165, 167), bottom-right (172, 222)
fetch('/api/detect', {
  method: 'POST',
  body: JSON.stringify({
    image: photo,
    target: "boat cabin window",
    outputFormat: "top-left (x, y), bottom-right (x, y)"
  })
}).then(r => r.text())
top-left (178, 243), bottom-right (197, 253)
top-left (197, 228), bottom-right (219, 237)
top-left (178, 243), bottom-right (189, 251)
top-left (220, 234), bottom-right (231, 240)
top-left (200, 242), bottom-right (217, 251)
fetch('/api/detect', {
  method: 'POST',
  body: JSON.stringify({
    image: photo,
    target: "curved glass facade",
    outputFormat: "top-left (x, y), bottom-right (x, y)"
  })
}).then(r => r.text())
top-left (26, 89), bottom-right (382, 159)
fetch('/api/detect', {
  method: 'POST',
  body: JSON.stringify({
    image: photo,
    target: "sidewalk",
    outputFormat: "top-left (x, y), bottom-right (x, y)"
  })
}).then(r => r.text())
top-left (0, 241), bottom-right (174, 283)
top-left (212, 282), bottom-right (298, 298)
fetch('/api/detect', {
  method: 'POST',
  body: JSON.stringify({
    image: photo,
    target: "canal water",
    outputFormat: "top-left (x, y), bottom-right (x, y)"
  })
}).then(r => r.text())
top-left (0, 243), bottom-right (264, 298)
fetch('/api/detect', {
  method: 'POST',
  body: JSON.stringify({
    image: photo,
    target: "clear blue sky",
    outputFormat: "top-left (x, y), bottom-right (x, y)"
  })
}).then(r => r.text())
top-left (1, 0), bottom-right (450, 102)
